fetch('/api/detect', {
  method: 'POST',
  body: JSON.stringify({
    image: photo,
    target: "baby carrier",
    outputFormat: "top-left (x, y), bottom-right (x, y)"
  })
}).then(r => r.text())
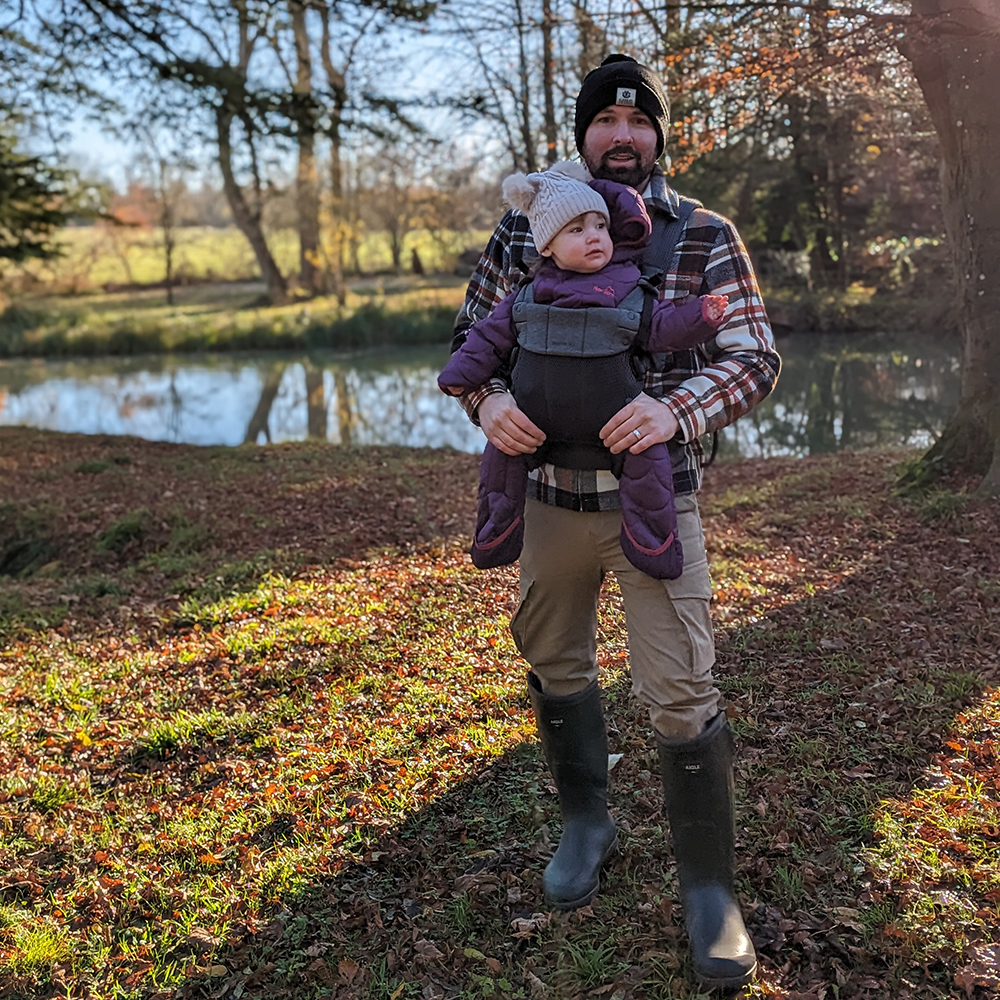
top-left (469, 194), bottom-right (709, 579)
top-left (510, 270), bottom-right (662, 476)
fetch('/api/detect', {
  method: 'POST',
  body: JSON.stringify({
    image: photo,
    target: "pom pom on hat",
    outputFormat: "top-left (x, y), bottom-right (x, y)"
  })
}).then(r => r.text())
top-left (501, 161), bottom-right (609, 252)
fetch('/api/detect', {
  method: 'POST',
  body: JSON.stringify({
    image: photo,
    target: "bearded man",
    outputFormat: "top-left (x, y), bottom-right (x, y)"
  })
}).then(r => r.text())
top-left (452, 54), bottom-right (779, 989)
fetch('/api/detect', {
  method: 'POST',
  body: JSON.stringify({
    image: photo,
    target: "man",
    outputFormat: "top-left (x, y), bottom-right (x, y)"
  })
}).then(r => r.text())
top-left (452, 54), bottom-right (779, 989)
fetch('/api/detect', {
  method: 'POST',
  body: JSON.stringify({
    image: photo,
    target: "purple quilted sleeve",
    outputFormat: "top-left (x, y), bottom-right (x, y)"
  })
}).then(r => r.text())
top-left (438, 291), bottom-right (519, 393)
top-left (646, 296), bottom-right (719, 353)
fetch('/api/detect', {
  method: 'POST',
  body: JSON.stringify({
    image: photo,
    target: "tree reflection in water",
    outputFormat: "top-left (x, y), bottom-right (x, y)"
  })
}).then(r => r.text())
top-left (0, 335), bottom-right (960, 459)
top-left (717, 334), bottom-right (960, 460)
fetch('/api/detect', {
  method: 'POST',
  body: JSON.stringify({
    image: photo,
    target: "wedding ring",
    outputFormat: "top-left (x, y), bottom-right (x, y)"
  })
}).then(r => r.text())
top-left (633, 429), bottom-right (641, 440)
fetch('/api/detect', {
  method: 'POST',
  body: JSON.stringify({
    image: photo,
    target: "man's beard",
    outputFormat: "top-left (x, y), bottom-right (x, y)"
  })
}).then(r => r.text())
top-left (587, 145), bottom-right (656, 189)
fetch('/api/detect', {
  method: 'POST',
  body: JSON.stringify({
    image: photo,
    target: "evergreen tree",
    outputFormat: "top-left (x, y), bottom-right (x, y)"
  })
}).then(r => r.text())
top-left (0, 133), bottom-right (67, 267)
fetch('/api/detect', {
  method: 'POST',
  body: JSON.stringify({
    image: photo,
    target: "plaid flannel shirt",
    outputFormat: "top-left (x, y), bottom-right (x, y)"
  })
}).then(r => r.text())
top-left (452, 168), bottom-right (781, 509)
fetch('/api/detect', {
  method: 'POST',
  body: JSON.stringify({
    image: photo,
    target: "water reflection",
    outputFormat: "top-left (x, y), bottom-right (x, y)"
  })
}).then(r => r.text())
top-left (0, 334), bottom-right (961, 460)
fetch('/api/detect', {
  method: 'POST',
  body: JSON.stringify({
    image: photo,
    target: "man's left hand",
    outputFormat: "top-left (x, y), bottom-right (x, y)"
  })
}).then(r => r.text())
top-left (601, 392), bottom-right (680, 455)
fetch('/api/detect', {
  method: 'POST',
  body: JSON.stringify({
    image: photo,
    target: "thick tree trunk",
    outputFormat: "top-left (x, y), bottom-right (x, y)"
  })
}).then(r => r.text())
top-left (905, 1), bottom-right (1000, 493)
top-left (573, 0), bottom-right (606, 83)
top-left (291, 1), bottom-right (321, 296)
top-left (216, 108), bottom-right (288, 305)
top-left (513, 0), bottom-right (537, 173)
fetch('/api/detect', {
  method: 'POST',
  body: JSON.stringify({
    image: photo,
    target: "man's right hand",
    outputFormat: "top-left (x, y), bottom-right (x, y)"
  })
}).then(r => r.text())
top-left (478, 392), bottom-right (546, 456)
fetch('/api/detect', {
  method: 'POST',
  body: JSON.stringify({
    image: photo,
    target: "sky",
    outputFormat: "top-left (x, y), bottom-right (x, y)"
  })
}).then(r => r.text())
top-left (53, 19), bottom-right (491, 191)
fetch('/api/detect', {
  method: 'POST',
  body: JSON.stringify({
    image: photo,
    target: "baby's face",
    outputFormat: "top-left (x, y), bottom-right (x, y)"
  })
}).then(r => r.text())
top-left (542, 211), bottom-right (612, 273)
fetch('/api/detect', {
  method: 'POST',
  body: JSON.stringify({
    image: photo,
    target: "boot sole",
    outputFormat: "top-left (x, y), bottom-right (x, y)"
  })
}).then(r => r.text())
top-left (545, 835), bottom-right (619, 911)
top-left (695, 959), bottom-right (758, 990)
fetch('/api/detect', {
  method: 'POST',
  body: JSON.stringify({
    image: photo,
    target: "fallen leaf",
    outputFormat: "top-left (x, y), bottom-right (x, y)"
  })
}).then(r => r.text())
top-left (414, 938), bottom-right (445, 961)
top-left (511, 913), bottom-right (550, 938)
top-left (526, 970), bottom-right (547, 996)
top-left (338, 958), bottom-right (360, 982)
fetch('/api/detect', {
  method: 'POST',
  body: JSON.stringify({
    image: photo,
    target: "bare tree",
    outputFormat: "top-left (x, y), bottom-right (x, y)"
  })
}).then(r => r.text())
top-left (135, 131), bottom-right (191, 305)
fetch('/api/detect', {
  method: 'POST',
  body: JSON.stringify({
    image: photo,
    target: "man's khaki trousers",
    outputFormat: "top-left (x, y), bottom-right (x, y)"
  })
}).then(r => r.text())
top-left (510, 494), bottom-right (721, 740)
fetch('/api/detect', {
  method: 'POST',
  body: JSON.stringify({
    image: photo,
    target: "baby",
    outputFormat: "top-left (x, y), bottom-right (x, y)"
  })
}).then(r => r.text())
top-left (441, 162), bottom-right (726, 578)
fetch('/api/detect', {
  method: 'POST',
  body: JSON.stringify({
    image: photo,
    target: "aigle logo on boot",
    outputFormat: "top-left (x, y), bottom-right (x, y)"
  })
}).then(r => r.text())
top-left (616, 87), bottom-right (636, 106)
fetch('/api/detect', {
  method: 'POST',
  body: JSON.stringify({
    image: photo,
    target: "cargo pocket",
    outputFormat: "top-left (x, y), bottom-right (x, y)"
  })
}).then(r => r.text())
top-left (661, 494), bottom-right (714, 679)
top-left (508, 575), bottom-right (534, 658)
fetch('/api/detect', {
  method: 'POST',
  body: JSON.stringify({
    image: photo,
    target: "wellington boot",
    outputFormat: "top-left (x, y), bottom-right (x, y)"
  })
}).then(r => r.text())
top-left (656, 713), bottom-right (758, 989)
top-left (528, 673), bottom-right (618, 909)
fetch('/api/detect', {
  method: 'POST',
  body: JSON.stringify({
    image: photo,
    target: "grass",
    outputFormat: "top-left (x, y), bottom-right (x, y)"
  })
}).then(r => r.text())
top-left (0, 225), bottom-right (481, 358)
top-left (4, 225), bottom-right (486, 293)
top-left (0, 274), bottom-right (467, 359)
top-left (0, 430), bottom-right (998, 998)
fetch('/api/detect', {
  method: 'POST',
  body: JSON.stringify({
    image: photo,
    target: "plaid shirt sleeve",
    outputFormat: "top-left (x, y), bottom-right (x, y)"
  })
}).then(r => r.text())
top-left (452, 211), bottom-right (535, 423)
top-left (656, 211), bottom-right (781, 443)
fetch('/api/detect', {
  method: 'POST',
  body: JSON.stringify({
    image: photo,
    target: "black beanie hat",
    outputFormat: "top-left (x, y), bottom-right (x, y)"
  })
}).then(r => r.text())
top-left (574, 54), bottom-right (670, 157)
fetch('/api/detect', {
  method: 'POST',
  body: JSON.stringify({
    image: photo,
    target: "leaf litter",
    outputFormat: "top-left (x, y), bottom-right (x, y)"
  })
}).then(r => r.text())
top-left (0, 428), bottom-right (998, 999)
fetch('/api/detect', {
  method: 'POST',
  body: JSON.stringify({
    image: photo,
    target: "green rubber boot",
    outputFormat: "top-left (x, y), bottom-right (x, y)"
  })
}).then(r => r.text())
top-left (657, 713), bottom-right (758, 988)
top-left (528, 673), bottom-right (618, 909)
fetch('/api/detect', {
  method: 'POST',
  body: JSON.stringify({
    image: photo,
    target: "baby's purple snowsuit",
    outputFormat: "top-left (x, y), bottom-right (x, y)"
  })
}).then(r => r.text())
top-left (441, 180), bottom-right (720, 579)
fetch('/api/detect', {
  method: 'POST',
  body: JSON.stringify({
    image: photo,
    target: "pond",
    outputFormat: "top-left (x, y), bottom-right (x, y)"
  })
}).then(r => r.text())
top-left (0, 333), bottom-right (961, 461)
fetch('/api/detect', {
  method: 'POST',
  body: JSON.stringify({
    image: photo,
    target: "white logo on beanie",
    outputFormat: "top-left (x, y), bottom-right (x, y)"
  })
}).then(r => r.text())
top-left (616, 87), bottom-right (636, 106)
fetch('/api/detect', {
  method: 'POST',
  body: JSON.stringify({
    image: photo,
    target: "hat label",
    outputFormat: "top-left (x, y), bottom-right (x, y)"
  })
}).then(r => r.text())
top-left (616, 87), bottom-right (636, 106)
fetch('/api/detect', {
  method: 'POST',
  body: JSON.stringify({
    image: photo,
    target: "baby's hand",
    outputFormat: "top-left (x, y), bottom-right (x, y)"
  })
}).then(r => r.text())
top-left (700, 294), bottom-right (728, 327)
top-left (440, 384), bottom-right (466, 397)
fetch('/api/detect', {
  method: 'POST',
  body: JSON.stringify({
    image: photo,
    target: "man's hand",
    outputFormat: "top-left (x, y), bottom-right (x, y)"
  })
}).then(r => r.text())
top-left (601, 392), bottom-right (679, 455)
top-left (478, 392), bottom-right (546, 456)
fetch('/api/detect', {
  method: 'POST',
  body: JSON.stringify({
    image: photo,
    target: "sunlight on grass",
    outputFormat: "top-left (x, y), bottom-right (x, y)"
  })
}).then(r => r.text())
top-left (0, 909), bottom-right (72, 978)
top-left (0, 548), bottom-right (531, 996)
top-left (5, 225), bottom-right (491, 291)
top-left (2, 440), bottom-right (998, 998)
top-left (866, 686), bottom-right (1000, 964)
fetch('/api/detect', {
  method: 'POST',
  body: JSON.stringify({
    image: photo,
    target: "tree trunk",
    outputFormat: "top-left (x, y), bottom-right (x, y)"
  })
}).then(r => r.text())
top-left (541, 0), bottom-right (557, 166)
top-left (573, 0), bottom-right (606, 83)
top-left (905, 1), bottom-right (1000, 493)
top-left (216, 107), bottom-right (288, 304)
top-left (161, 175), bottom-right (176, 306)
top-left (318, 1), bottom-right (348, 305)
top-left (389, 227), bottom-right (402, 272)
top-left (164, 227), bottom-right (175, 306)
top-left (513, 0), bottom-right (537, 173)
top-left (291, 0), bottom-right (322, 296)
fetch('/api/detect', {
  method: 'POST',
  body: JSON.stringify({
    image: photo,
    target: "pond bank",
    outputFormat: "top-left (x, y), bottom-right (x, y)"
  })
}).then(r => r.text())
top-left (0, 276), bottom-right (956, 359)
top-left (0, 276), bottom-right (465, 360)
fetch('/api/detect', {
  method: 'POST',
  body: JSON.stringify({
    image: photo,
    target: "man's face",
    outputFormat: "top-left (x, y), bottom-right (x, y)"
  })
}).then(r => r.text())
top-left (581, 104), bottom-right (659, 190)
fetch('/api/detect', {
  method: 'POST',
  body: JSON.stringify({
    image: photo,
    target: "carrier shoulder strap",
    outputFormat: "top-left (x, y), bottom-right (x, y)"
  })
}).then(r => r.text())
top-left (634, 195), bottom-right (701, 349)
top-left (644, 195), bottom-right (702, 276)
top-left (641, 195), bottom-right (721, 468)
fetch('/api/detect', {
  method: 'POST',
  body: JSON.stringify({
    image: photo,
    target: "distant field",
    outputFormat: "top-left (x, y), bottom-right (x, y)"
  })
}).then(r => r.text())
top-left (0, 222), bottom-right (492, 357)
top-left (5, 225), bottom-right (491, 293)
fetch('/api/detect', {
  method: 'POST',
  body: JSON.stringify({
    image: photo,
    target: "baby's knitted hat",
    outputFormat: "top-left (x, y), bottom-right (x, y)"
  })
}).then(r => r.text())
top-left (501, 161), bottom-right (609, 252)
